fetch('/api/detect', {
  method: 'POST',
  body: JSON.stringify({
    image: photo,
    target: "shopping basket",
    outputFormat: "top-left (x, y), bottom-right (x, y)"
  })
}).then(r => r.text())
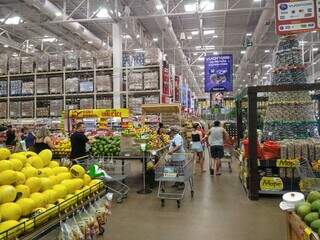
top-left (155, 152), bottom-right (194, 208)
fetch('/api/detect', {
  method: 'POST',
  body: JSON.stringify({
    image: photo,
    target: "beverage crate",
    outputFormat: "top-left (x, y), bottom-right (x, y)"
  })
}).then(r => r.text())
top-left (96, 50), bottom-right (112, 68)
top-left (36, 53), bottom-right (49, 72)
top-left (80, 98), bottom-right (93, 109)
top-left (65, 51), bottom-right (79, 70)
top-left (0, 54), bottom-right (8, 75)
top-left (79, 50), bottom-right (94, 69)
top-left (49, 77), bottom-right (63, 94)
top-left (36, 78), bottom-right (49, 94)
top-left (50, 100), bottom-right (63, 117)
top-left (21, 57), bottom-right (34, 73)
top-left (8, 57), bottom-right (20, 74)
top-left (36, 106), bottom-right (49, 117)
top-left (10, 101), bottom-right (21, 118)
top-left (10, 80), bottom-right (22, 96)
top-left (144, 71), bottom-right (159, 90)
top-left (96, 75), bottom-right (112, 92)
top-left (79, 80), bottom-right (93, 93)
top-left (49, 54), bottom-right (63, 71)
top-left (22, 81), bottom-right (34, 95)
top-left (96, 98), bottom-right (112, 108)
top-left (128, 72), bottom-right (143, 91)
top-left (65, 77), bottom-right (79, 93)
top-left (0, 102), bottom-right (7, 118)
top-left (0, 81), bottom-right (7, 96)
top-left (21, 101), bottom-right (34, 118)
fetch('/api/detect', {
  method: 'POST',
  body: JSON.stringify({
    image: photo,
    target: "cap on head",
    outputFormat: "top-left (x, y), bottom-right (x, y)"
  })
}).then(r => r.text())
top-left (170, 126), bottom-right (180, 133)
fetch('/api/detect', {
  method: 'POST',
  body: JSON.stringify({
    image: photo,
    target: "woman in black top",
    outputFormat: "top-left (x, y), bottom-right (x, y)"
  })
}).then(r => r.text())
top-left (33, 127), bottom-right (55, 154)
top-left (190, 123), bottom-right (205, 173)
top-left (5, 125), bottom-right (16, 147)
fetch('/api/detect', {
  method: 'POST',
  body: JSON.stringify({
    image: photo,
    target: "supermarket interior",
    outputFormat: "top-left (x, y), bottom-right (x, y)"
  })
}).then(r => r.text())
top-left (1, 0), bottom-right (320, 239)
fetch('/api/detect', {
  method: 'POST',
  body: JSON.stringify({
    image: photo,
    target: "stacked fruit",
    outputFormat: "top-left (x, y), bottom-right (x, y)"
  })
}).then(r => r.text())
top-left (0, 147), bottom-right (103, 239)
top-left (90, 136), bottom-right (121, 157)
top-left (53, 138), bottom-right (71, 156)
top-left (295, 191), bottom-right (320, 234)
top-left (148, 133), bottom-right (170, 150)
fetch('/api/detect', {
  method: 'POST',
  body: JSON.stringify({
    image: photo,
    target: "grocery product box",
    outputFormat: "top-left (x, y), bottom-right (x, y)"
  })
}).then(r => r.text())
top-left (145, 48), bottom-right (162, 65)
top-left (65, 51), bottom-right (78, 70)
top-left (21, 101), bottom-right (34, 117)
top-left (0, 102), bottom-right (6, 118)
top-left (49, 77), bottom-right (63, 94)
top-left (144, 71), bottom-right (159, 90)
top-left (8, 57), bottom-right (20, 74)
top-left (36, 54), bottom-right (49, 72)
top-left (0, 54), bottom-right (8, 75)
top-left (79, 50), bottom-right (94, 69)
top-left (80, 98), bottom-right (93, 109)
top-left (22, 81), bottom-right (34, 95)
top-left (49, 54), bottom-right (63, 71)
top-left (50, 100), bottom-right (63, 117)
top-left (79, 80), bottom-right (93, 92)
top-left (10, 80), bottom-right (22, 96)
top-left (144, 95), bottom-right (160, 104)
top-left (10, 101), bottom-right (21, 118)
top-left (128, 97), bottom-right (143, 115)
top-left (36, 106), bottom-right (49, 117)
top-left (36, 78), bottom-right (49, 94)
top-left (96, 98), bottom-right (112, 108)
top-left (128, 72), bottom-right (143, 91)
top-left (21, 57), bottom-right (34, 73)
top-left (0, 81), bottom-right (7, 96)
top-left (65, 77), bottom-right (79, 93)
top-left (96, 50), bottom-right (112, 68)
top-left (133, 52), bottom-right (144, 66)
top-left (96, 75), bottom-right (112, 92)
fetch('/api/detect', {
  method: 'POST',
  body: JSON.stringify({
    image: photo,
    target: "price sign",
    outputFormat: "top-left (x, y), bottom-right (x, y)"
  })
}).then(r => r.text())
top-left (275, 0), bottom-right (317, 35)
top-left (276, 159), bottom-right (300, 168)
top-left (260, 177), bottom-right (284, 191)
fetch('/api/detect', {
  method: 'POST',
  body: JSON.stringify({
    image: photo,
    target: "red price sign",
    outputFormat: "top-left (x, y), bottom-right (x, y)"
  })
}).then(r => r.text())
top-left (275, 0), bottom-right (317, 35)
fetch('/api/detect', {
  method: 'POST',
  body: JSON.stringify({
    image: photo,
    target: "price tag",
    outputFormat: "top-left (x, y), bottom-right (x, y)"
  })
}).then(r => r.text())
top-left (276, 159), bottom-right (299, 168)
top-left (304, 227), bottom-right (313, 240)
top-left (260, 177), bottom-right (284, 191)
top-left (163, 173), bottom-right (177, 178)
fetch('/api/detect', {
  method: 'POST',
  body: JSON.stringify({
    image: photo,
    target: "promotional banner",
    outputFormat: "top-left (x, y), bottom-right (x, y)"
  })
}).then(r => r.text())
top-left (162, 61), bottom-right (170, 103)
top-left (204, 54), bottom-right (233, 92)
top-left (275, 0), bottom-right (317, 35)
top-left (174, 75), bottom-right (180, 102)
top-left (169, 64), bottom-right (175, 100)
top-left (187, 89), bottom-right (191, 109)
top-left (181, 84), bottom-right (187, 107)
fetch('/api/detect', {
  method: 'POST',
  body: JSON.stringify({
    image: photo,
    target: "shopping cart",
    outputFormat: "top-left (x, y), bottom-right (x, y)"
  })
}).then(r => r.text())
top-left (73, 155), bottom-right (130, 203)
top-left (296, 159), bottom-right (320, 193)
top-left (223, 144), bottom-right (234, 173)
top-left (155, 153), bottom-right (194, 208)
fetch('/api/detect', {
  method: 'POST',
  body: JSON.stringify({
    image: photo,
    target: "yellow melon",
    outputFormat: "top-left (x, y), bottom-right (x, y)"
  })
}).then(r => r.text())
top-left (25, 177), bottom-right (41, 193)
top-left (39, 167), bottom-right (54, 178)
top-left (70, 164), bottom-right (85, 178)
top-left (42, 190), bottom-right (58, 204)
top-left (0, 148), bottom-right (11, 160)
top-left (0, 220), bottom-right (20, 239)
top-left (15, 185), bottom-right (30, 199)
top-left (52, 184), bottom-right (68, 199)
top-left (49, 161), bottom-right (59, 168)
top-left (27, 156), bottom-right (44, 169)
top-left (10, 153), bottom-right (27, 165)
top-left (0, 160), bottom-right (13, 172)
top-left (38, 149), bottom-right (52, 167)
top-left (83, 174), bottom-right (91, 186)
top-left (16, 198), bottom-right (35, 217)
top-left (21, 166), bottom-right (38, 178)
top-left (15, 172), bottom-right (26, 185)
top-left (30, 193), bottom-right (47, 208)
top-left (10, 158), bottom-right (23, 171)
top-left (0, 203), bottom-right (22, 221)
top-left (40, 178), bottom-right (54, 192)
top-left (61, 179), bottom-right (75, 194)
top-left (0, 170), bottom-right (17, 185)
top-left (56, 172), bottom-right (72, 183)
top-left (0, 185), bottom-right (17, 203)
top-left (52, 167), bottom-right (69, 175)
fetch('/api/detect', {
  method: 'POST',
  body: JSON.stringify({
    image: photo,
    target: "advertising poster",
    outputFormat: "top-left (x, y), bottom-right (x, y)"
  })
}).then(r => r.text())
top-left (187, 89), bottom-right (191, 109)
top-left (162, 61), bottom-right (170, 103)
top-left (181, 84), bottom-right (187, 107)
top-left (174, 75), bottom-right (180, 102)
top-left (205, 54), bottom-right (233, 92)
top-left (275, 0), bottom-right (317, 35)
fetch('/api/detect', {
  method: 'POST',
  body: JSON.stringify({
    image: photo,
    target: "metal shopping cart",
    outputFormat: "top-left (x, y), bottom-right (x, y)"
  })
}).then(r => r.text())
top-left (73, 155), bottom-right (130, 203)
top-left (296, 159), bottom-right (320, 193)
top-left (155, 153), bottom-right (194, 208)
top-left (223, 144), bottom-right (234, 173)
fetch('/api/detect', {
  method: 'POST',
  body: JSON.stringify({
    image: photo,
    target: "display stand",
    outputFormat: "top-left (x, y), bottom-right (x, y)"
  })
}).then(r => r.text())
top-left (235, 83), bottom-right (320, 200)
top-left (137, 149), bottom-right (152, 194)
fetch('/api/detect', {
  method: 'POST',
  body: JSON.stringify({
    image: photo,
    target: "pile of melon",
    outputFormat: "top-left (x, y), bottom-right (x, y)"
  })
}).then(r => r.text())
top-left (0, 147), bottom-right (103, 239)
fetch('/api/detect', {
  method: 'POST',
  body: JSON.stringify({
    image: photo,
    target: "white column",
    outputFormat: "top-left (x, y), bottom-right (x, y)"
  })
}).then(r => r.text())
top-left (112, 23), bottom-right (122, 109)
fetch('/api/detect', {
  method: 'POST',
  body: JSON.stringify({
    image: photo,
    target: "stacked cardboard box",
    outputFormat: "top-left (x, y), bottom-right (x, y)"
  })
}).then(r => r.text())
top-left (128, 97), bottom-right (143, 115)
top-left (80, 80), bottom-right (93, 92)
top-left (79, 50), bottom-right (94, 69)
top-left (21, 101), bottom-right (34, 117)
top-left (144, 95), bottom-right (160, 104)
top-left (36, 78), bottom-right (49, 94)
top-left (10, 101), bottom-right (21, 118)
top-left (0, 81), bottom-right (7, 96)
top-left (96, 50), bottom-right (112, 68)
top-left (145, 48), bottom-right (162, 65)
top-left (96, 75), bottom-right (112, 92)
top-left (144, 71), bottom-right (159, 90)
top-left (21, 57), bottom-right (34, 73)
top-left (49, 54), bottom-right (63, 71)
top-left (128, 72), bottom-right (143, 91)
top-left (49, 77), bottom-right (63, 94)
top-left (65, 77), bottom-right (79, 93)
top-left (0, 102), bottom-right (6, 118)
top-left (80, 98), bottom-right (93, 109)
top-left (8, 57), bottom-right (20, 74)
top-left (50, 100), bottom-right (63, 117)
top-left (22, 81), bottom-right (34, 95)
top-left (36, 54), bottom-right (49, 72)
top-left (0, 54), bottom-right (8, 75)
top-left (36, 104), bottom-right (49, 117)
top-left (96, 98), bottom-right (112, 108)
top-left (65, 51), bottom-right (78, 70)
top-left (10, 80), bottom-right (22, 96)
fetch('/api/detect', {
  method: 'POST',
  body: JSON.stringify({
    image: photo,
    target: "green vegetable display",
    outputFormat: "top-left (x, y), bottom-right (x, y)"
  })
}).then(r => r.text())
top-left (90, 136), bottom-right (121, 157)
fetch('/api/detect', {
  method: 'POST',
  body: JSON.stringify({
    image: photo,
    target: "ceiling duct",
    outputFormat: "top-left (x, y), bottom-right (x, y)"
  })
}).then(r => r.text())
top-left (23, 0), bottom-right (104, 48)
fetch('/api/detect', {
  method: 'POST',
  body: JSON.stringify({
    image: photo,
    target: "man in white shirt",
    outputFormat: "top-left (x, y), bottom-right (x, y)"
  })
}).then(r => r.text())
top-left (207, 120), bottom-right (230, 176)
top-left (168, 126), bottom-right (185, 162)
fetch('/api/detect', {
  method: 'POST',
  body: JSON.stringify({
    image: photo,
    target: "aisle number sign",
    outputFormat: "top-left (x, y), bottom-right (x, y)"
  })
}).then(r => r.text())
top-left (69, 109), bottom-right (129, 118)
top-left (260, 177), bottom-right (284, 191)
top-left (275, 0), bottom-right (320, 35)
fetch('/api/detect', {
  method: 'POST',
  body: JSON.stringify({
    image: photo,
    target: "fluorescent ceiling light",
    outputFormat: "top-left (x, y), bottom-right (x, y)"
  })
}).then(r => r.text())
top-left (96, 8), bottom-right (111, 18)
top-left (213, 51), bottom-right (218, 55)
top-left (42, 37), bottom-right (56, 42)
top-left (195, 46), bottom-right (202, 49)
top-left (55, 12), bottom-right (62, 17)
top-left (262, 76), bottom-right (267, 79)
top-left (123, 35), bottom-right (131, 39)
top-left (200, 1), bottom-right (215, 11)
top-left (254, 0), bottom-right (261, 2)
top-left (156, 5), bottom-right (162, 10)
top-left (193, 53), bottom-right (198, 56)
top-left (264, 49), bottom-right (270, 53)
top-left (240, 50), bottom-right (246, 54)
top-left (3, 45), bottom-right (8, 48)
top-left (204, 45), bottom-right (215, 49)
top-left (199, 66), bottom-right (204, 69)
top-left (187, 35), bottom-right (192, 40)
top-left (153, 38), bottom-right (158, 42)
top-left (313, 47), bottom-right (319, 51)
top-left (212, 35), bottom-right (218, 38)
top-left (203, 30), bottom-right (215, 35)
top-left (198, 57), bottom-right (204, 61)
top-left (12, 53), bottom-right (18, 57)
top-left (191, 31), bottom-right (199, 35)
top-left (136, 34), bottom-right (140, 38)
top-left (243, 79), bottom-right (246, 82)
top-left (58, 43), bottom-right (63, 46)
top-left (263, 64), bottom-right (272, 68)
top-left (88, 41), bottom-right (93, 44)
top-left (133, 48), bottom-right (145, 52)
top-left (255, 64), bottom-right (259, 67)
top-left (246, 33), bottom-right (252, 36)
top-left (235, 64), bottom-right (239, 67)
top-left (3, 16), bottom-right (21, 25)
top-left (184, 4), bottom-right (196, 12)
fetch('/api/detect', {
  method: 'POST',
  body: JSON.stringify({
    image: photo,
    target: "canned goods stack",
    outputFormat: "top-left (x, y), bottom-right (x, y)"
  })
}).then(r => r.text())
top-left (263, 36), bottom-right (319, 141)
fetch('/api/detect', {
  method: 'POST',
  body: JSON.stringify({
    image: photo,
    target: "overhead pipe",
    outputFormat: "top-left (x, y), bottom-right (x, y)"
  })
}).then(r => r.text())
top-left (235, 0), bottom-right (274, 88)
top-left (23, 0), bottom-right (104, 49)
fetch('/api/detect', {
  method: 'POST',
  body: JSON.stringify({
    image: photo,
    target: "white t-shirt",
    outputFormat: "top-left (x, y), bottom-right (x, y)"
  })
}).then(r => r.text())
top-left (169, 134), bottom-right (185, 161)
top-left (208, 127), bottom-right (224, 146)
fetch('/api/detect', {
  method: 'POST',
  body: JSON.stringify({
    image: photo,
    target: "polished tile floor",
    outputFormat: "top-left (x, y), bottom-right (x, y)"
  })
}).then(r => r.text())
top-left (105, 162), bottom-right (286, 240)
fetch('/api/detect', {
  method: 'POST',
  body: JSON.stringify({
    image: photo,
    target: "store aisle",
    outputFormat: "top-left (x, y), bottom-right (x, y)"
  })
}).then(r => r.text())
top-left (105, 163), bottom-right (286, 240)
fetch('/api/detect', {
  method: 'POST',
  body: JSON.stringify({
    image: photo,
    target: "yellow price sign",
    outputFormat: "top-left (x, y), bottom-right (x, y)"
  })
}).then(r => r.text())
top-left (304, 227), bottom-right (313, 240)
top-left (276, 159), bottom-right (299, 168)
top-left (260, 177), bottom-right (284, 191)
top-left (69, 108), bottom-right (129, 118)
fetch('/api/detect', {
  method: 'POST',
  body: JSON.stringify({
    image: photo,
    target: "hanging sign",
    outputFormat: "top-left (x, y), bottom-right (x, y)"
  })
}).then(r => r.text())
top-left (68, 109), bottom-right (129, 118)
top-left (174, 75), bottom-right (180, 102)
top-left (275, 0), bottom-right (317, 35)
top-left (204, 54), bottom-right (233, 92)
top-left (162, 61), bottom-right (170, 103)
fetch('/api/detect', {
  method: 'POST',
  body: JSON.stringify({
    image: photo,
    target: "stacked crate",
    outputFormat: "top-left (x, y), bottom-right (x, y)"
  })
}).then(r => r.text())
top-left (49, 54), bottom-right (63, 71)
top-left (10, 101), bottom-right (21, 118)
top-left (0, 54), bottom-right (8, 75)
top-left (36, 54), bottom-right (49, 72)
top-left (65, 51), bottom-right (78, 70)
top-left (10, 80), bottom-right (22, 96)
top-left (0, 102), bottom-right (6, 118)
top-left (144, 71), bottom-right (159, 90)
top-left (0, 81), bottom-right (7, 96)
top-left (49, 77), bottom-right (63, 94)
top-left (21, 101), bottom-right (34, 117)
top-left (50, 100), bottom-right (63, 117)
top-left (65, 77), bottom-right (79, 93)
top-left (22, 81), bottom-right (34, 95)
top-left (96, 75), bottom-right (112, 92)
top-left (79, 51), bottom-right (94, 69)
top-left (8, 57), bottom-right (20, 74)
top-left (21, 57), bottom-right (34, 73)
top-left (36, 78), bottom-right (49, 95)
top-left (96, 50), bottom-right (112, 68)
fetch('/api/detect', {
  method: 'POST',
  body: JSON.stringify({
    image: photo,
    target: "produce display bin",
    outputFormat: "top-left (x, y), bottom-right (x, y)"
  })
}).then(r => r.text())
top-left (21, 57), bottom-right (34, 73)
top-left (49, 77), bottom-right (63, 94)
top-left (8, 57), bottom-right (20, 74)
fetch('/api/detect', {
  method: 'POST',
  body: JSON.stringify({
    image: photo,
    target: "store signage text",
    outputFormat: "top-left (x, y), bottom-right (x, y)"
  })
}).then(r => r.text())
top-left (260, 177), bottom-right (284, 191)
